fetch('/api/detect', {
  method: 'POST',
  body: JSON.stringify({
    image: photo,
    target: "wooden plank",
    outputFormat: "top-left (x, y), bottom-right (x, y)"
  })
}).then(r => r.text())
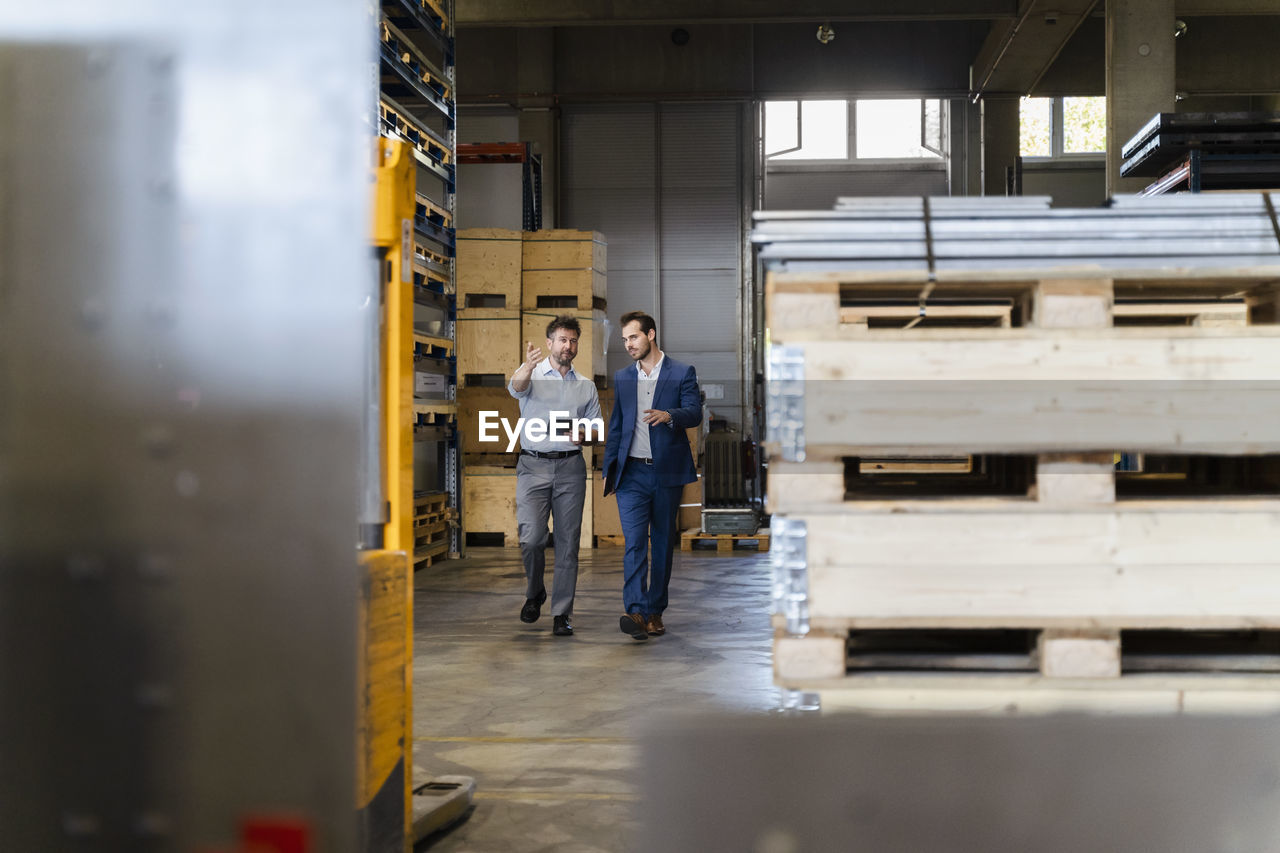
top-left (462, 466), bottom-right (519, 546)
top-left (521, 269), bottom-right (607, 312)
top-left (805, 673), bottom-right (1280, 715)
top-left (522, 229), bottom-right (606, 272)
top-left (1037, 629), bottom-right (1122, 678)
top-left (412, 332), bottom-right (454, 355)
top-left (456, 315), bottom-right (520, 383)
top-left (357, 550), bottom-right (410, 817)
top-left (779, 330), bottom-right (1280, 457)
top-left (456, 228), bottom-right (522, 311)
top-left (775, 633), bottom-right (846, 681)
top-left (794, 504), bottom-right (1280, 628)
top-left (1031, 278), bottom-right (1113, 328)
top-left (1035, 453), bottom-right (1116, 505)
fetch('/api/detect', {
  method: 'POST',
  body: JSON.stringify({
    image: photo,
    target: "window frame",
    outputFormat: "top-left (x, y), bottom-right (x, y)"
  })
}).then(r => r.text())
top-left (1020, 95), bottom-right (1106, 162)
top-left (764, 98), bottom-right (948, 171)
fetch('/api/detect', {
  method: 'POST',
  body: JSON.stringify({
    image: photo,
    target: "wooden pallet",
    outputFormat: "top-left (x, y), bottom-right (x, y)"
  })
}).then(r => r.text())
top-left (767, 273), bottom-right (1280, 458)
top-left (681, 529), bottom-right (770, 553)
top-left (413, 241), bottom-right (451, 270)
top-left (379, 100), bottom-right (451, 166)
top-left (415, 192), bottom-right (453, 229)
top-left (420, 0), bottom-right (449, 31)
top-left (775, 626), bottom-right (1280, 685)
top-left (413, 541), bottom-right (449, 569)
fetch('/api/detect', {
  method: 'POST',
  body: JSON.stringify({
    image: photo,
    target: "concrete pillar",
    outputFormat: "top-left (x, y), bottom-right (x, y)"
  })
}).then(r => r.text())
top-left (981, 97), bottom-right (1020, 197)
top-left (516, 29), bottom-right (557, 226)
top-left (1106, 0), bottom-right (1175, 196)
top-left (948, 98), bottom-right (983, 197)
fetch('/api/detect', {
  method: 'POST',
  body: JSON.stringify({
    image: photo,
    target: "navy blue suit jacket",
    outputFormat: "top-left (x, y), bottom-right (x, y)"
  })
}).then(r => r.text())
top-left (602, 357), bottom-right (702, 496)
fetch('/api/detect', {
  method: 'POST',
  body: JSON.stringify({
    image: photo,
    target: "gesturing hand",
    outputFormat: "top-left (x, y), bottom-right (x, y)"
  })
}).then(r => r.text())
top-left (642, 409), bottom-right (672, 426)
top-left (524, 341), bottom-right (542, 368)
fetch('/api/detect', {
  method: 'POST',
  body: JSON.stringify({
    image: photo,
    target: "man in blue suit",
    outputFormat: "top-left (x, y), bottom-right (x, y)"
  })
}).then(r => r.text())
top-left (603, 311), bottom-right (702, 641)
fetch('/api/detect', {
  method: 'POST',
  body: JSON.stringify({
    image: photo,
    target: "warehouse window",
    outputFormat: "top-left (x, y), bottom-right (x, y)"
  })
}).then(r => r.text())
top-left (765, 99), bottom-right (944, 162)
top-left (1020, 96), bottom-right (1106, 157)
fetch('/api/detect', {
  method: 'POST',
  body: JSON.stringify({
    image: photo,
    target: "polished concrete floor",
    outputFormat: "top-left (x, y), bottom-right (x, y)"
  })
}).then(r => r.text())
top-left (411, 543), bottom-right (780, 852)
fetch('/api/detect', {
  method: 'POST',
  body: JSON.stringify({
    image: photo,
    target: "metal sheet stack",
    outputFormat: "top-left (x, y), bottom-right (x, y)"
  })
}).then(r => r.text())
top-left (757, 193), bottom-right (1280, 713)
top-left (1120, 111), bottom-right (1280, 191)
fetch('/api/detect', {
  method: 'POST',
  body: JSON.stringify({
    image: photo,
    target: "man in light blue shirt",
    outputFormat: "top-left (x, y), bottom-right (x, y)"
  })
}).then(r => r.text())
top-left (508, 314), bottom-right (602, 636)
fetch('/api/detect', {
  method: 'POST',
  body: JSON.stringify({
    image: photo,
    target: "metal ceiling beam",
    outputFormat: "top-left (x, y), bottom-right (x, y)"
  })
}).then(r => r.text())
top-left (970, 0), bottom-right (1099, 99)
top-left (456, 0), bottom-right (1018, 28)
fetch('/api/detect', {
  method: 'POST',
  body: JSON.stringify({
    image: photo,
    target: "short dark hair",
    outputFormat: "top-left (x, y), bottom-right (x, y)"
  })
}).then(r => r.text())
top-left (619, 311), bottom-right (656, 340)
top-left (546, 314), bottom-right (581, 340)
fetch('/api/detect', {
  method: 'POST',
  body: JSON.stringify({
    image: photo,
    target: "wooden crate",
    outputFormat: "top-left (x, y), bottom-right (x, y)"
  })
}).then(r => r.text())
top-left (522, 309), bottom-right (608, 386)
top-left (456, 228), bottom-right (522, 312)
top-left (462, 466), bottom-right (519, 547)
top-left (522, 269), bottom-right (607, 313)
top-left (457, 386), bottom-right (520, 460)
top-left (522, 229), bottom-right (606, 273)
top-left (456, 314), bottom-right (521, 386)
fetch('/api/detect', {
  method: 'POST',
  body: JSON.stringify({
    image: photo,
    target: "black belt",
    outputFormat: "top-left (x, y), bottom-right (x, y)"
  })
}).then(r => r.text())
top-left (521, 448), bottom-right (582, 459)
top-left (628, 457), bottom-right (653, 465)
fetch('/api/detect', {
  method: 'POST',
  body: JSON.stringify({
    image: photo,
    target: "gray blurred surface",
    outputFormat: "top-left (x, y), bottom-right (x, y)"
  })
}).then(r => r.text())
top-left (0, 3), bottom-right (368, 847)
top-left (643, 713), bottom-right (1280, 852)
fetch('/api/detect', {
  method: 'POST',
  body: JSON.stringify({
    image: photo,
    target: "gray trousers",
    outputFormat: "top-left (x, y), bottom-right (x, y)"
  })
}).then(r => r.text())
top-left (516, 452), bottom-right (588, 616)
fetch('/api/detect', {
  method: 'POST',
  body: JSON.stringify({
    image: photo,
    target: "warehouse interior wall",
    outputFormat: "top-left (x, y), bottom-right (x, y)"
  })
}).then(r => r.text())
top-left (456, 109), bottom-right (522, 230)
top-left (456, 9), bottom-right (1280, 433)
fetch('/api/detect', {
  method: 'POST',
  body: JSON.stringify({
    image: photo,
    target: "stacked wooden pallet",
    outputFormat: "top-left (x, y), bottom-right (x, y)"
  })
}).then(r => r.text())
top-left (757, 193), bottom-right (1280, 712)
top-left (412, 491), bottom-right (454, 568)
top-left (455, 228), bottom-right (607, 548)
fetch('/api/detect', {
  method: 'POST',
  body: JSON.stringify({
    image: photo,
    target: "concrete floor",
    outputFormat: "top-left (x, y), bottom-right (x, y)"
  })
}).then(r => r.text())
top-left (411, 543), bottom-right (780, 852)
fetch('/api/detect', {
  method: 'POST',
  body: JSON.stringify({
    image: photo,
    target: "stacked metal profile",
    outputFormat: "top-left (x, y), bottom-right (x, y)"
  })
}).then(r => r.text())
top-left (1119, 111), bottom-right (1280, 195)
top-left (757, 193), bottom-right (1280, 713)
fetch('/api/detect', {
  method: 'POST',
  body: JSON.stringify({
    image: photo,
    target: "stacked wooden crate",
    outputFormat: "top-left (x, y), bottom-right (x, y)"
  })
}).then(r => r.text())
top-left (759, 194), bottom-right (1280, 713)
top-left (455, 228), bottom-right (607, 548)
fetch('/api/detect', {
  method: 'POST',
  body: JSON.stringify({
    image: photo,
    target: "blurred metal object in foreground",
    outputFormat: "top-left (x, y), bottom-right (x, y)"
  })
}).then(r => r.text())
top-left (0, 0), bottom-right (369, 846)
top-left (643, 713), bottom-right (1280, 852)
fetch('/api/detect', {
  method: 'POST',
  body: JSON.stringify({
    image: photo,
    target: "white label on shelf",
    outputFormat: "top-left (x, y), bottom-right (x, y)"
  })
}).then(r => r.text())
top-left (401, 218), bottom-right (412, 282)
top-left (416, 372), bottom-right (445, 394)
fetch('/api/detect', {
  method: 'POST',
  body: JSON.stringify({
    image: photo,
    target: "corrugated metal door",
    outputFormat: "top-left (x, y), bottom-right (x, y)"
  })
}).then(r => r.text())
top-left (562, 102), bottom-right (744, 426)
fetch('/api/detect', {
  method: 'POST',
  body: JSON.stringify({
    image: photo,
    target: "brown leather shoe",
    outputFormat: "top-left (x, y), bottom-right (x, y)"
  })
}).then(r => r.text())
top-left (619, 612), bottom-right (649, 641)
top-left (646, 615), bottom-right (666, 636)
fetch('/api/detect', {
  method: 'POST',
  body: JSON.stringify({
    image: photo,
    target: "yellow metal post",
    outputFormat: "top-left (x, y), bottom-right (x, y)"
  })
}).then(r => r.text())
top-left (357, 137), bottom-right (417, 851)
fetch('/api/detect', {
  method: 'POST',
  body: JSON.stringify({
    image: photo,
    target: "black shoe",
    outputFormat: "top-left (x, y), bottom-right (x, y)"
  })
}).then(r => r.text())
top-left (520, 588), bottom-right (547, 623)
top-left (553, 615), bottom-right (574, 636)
top-left (619, 612), bottom-right (649, 641)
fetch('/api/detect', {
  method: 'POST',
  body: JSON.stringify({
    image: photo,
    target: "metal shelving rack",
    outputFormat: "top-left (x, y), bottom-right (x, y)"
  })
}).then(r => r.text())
top-left (378, 0), bottom-right (461, 563)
